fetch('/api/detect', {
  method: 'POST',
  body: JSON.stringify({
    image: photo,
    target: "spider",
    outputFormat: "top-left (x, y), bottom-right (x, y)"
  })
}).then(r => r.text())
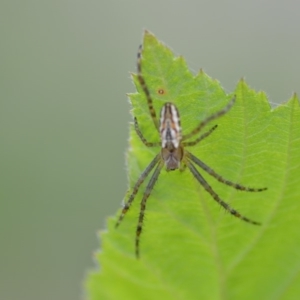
top-left (115, 45), bottom-right (267, 258)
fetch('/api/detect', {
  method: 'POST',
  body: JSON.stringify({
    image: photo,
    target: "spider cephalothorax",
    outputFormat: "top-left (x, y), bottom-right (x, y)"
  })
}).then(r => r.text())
top-left (115, 44), bottom-right (267, 258)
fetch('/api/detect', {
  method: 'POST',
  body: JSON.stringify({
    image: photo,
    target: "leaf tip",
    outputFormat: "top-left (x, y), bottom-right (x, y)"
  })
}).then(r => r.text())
top-left (142, 29), bottom-right (157, 46)
top-left (236, 77), bottom-right (248, 90)
top-left (292, 92), bottom-right (299, 101)
top-left (290, 92), bottom-right (300, 107)
top-left (196, 68), bottom-right (210, 80)
top-left (143, 28), bottom-right (152, 36)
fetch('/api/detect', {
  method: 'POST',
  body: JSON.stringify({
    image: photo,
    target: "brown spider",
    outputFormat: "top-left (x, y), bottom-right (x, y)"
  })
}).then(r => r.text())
top-left (115, 45), bottom-right (267, 258)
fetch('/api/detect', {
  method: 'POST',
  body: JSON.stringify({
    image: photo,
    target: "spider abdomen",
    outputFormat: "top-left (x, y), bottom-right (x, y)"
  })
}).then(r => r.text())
top-left (160, 102), bottom-right (182, 149)
top-left (159, 102), bottom-right (184, 170)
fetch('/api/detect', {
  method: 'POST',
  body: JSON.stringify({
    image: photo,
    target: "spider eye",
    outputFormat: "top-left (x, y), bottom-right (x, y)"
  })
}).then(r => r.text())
top-left (157, 89), bottom-right (165, 95)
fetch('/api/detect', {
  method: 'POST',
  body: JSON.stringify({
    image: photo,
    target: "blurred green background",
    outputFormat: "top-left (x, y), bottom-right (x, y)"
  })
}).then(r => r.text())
top-left (1, 1), bottom-right (299, 300)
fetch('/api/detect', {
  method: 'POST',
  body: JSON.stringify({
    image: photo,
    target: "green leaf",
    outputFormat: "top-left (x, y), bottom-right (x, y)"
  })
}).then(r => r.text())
top-left (86, 31), bottom-right (300, 300)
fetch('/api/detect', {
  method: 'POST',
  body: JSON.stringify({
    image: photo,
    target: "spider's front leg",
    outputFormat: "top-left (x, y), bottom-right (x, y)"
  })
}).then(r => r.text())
top-left (186, 151), bottom-right (267, 192)
top-left (135, 161), bottom-right (164, 258)
top-left (186, 160), bottom-right (262, 225)
top-left (115, 154), bottom-right (161, 228)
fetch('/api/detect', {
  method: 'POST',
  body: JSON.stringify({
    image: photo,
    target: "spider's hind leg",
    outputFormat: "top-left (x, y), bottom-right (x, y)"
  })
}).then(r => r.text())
top-left (182, 96), bottom-right (235, 141)
top-left (134, 117), bottom-right (160, 147)
top-left (136, 45), bottom-right (160, 131)
top-left (183, 125), bottom-right (218, 147)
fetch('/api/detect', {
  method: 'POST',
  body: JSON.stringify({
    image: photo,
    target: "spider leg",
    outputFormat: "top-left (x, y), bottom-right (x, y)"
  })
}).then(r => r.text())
top-left (115, 153), bottom-right (161, 228)
top-left (136, 161), bottom-right (164, 258)
top-left (186, 159), bottom-right (261, 225)
top-left (186, 151), bottom-right (267, 192)
top-left (134, 117), bottom-right (160, 147)
top-left (137, 45), bottom-right (160, 131)
top-left (182, 96), bottom-right (235, 141)
top-left (183, 125), bottom-right (218, 147)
